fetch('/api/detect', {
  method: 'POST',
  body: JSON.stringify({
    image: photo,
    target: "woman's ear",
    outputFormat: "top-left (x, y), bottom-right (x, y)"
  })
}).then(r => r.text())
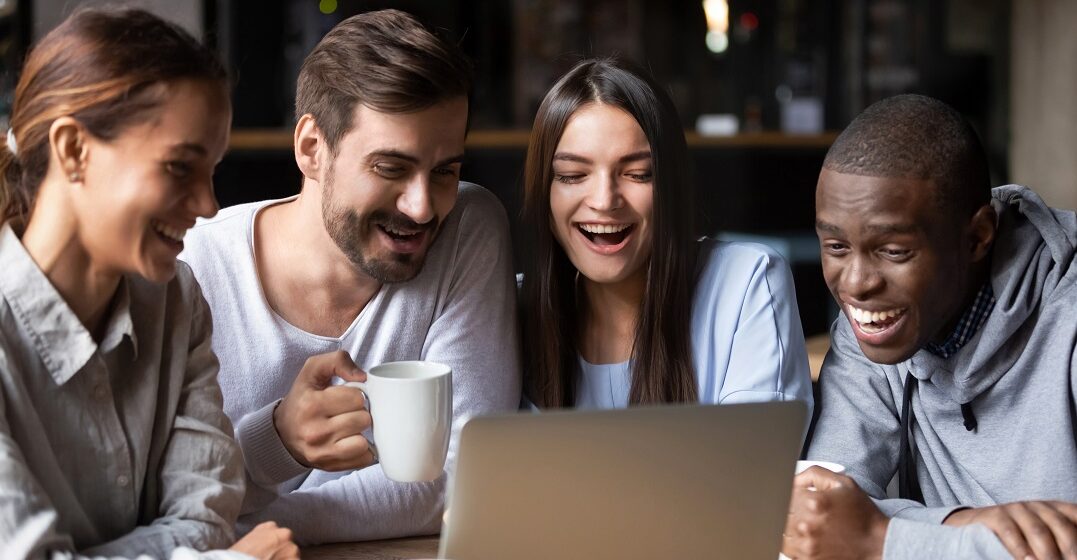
top-left (967, 204), bottom-right (998, 262)
top-left (48, 116), bottom-right (89, 183)
top-left (294, 114), bottom-right (325, 183)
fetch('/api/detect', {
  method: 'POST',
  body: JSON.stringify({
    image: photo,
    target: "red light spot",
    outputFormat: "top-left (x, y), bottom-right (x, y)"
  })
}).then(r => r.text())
top-left (740, 12), bottom-right (759, 31)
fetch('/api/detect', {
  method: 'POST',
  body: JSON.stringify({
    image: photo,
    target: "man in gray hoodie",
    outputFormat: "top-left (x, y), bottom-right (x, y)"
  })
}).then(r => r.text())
top-left (782, 94), bottom-right (1077, 560)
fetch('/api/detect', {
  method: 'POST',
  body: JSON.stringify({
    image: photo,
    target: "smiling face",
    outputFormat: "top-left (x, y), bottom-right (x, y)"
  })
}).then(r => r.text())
top-left (319, 96), bottom-right (467, 283)
top-left (815, 168), bottom-right (983, 364)
top-left (74, 79), bottom-right (230, 283)
top-left (549, 103), bottom-right (654, 287)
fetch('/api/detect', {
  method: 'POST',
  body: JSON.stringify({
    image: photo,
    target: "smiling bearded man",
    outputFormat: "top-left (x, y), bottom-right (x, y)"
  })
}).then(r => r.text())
top-left (178, 10), bottom-right (521, 545)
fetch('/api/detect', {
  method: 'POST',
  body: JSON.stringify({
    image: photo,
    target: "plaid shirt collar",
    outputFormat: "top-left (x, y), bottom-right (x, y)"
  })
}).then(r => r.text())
top-left (926, 282), bottom-right (996, 359)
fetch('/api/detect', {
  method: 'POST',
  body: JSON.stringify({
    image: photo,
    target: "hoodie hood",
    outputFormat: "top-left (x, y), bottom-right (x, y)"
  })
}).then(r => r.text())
top-left (904, 185), bottom-right (1077, 403)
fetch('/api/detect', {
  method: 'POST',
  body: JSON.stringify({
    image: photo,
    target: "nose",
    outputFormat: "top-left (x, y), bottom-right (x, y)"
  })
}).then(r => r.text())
top-left (397, 176), bottom-right (435, 225)
top-left (840, 254), bottom-right (883, 301)
top-left (585, 172), bottom-right (623, 212)
top-left (189, 176), bottom-right (219, 219)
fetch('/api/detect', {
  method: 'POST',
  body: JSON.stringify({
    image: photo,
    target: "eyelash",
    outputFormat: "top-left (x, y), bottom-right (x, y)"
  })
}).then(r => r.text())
top-left (165, 161), bottom-right (192, 178)
top-left (553, 172), bottom-right (652, 184)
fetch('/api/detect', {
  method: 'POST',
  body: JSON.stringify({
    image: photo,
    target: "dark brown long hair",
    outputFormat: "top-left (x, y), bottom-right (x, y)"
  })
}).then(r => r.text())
top-left (521, 58), bottom-right (699, 408)
top-left (0, 8), bottom-right (227, 223)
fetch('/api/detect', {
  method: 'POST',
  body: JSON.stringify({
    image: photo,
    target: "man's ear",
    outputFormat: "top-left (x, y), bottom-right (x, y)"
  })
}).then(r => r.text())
top-left (48, 116), bottom-right (89, 183)
top-left (294, 114), bottom-right (325, 183)
top-left (967, 203), bottom-right (997, 262)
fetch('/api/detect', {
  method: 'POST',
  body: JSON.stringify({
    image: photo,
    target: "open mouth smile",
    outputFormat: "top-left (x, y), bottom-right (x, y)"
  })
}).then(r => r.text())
top-left (376, 223), bottom-right (428, 254)
top-left (575, 222), bottom-right (635, 254)
top-left (152, 219), bottom-right (188, 251)
top-left (845, 303), bottom-right (908, 343)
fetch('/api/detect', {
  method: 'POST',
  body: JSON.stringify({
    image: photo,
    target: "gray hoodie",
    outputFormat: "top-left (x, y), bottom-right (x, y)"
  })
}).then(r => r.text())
top-left (807, 185), bottom-right (1077, 559)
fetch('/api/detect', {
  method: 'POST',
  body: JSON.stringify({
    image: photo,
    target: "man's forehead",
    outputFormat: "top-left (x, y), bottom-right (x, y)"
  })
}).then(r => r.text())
top-left (816, 169), bottom-right (937, 233)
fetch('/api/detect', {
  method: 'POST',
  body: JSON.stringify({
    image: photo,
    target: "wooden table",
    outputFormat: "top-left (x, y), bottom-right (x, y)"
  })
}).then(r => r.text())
top-left (302, 536), bottom-right (440, 560)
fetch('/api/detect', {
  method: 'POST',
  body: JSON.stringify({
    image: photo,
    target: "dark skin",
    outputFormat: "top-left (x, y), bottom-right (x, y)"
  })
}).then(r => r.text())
top-left (784, 169), bottom-right (1077, 560)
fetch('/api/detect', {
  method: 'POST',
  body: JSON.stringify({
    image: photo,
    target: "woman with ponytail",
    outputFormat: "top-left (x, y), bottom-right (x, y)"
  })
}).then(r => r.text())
top-left (0, 8), bottom-right (295, 559)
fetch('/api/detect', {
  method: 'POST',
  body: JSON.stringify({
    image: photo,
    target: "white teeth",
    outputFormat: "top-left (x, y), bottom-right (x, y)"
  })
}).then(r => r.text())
top-left (382, 225), bottom-right (417, 236)
top-left (579, 223), bottom-right (631, 234)
top-left (847, 305), bottom-right (904, 324)
top-left (152, 220), bottom-right (186, 242)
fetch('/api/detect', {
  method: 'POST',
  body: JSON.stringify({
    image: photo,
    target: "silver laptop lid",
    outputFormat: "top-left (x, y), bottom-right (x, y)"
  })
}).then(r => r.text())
top-left (440, 401), bottom-right (807, 560)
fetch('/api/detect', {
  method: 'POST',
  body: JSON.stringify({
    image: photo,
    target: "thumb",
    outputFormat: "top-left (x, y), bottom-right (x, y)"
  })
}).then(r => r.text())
top-left (299, 350), bottom-right (364, 388)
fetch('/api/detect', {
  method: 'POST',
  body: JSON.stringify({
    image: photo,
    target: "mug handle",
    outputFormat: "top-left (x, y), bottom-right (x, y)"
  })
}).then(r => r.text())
top-left (341, 381), bottom-right (379, 462)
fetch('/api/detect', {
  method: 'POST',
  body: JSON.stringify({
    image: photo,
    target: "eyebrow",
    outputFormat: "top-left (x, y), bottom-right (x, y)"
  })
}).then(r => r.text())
top-left (169, 142), bottom-right (208, 157)
top-left (367, 149), bottom-right (465, 168)
top-left (552, 150), bottom-right (653, 165)
top-left (815, 220), bottom-right (920, 235)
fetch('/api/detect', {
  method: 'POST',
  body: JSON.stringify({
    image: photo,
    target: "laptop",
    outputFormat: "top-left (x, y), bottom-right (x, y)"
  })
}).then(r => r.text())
top-left (439, 401), bottom-right (807, 560)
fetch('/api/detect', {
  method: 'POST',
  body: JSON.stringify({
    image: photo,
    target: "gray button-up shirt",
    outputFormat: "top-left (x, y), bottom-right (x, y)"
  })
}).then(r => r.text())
top-left (0, 223), bottom-right (246, 559)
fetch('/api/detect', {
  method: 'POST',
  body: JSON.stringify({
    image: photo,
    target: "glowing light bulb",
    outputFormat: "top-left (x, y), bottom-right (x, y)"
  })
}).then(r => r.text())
top-left (702, 0), bottom-right (730, 54)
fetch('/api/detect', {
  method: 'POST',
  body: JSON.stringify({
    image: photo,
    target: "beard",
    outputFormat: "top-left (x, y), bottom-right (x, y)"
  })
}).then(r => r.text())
top-left (321, 172), bottom-right (439, 284)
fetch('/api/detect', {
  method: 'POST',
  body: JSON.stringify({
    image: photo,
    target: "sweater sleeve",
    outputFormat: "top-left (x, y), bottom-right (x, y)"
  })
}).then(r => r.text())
top-left (806, 319), bottom-right (904, 498)
top-left (882, 518), bottom-right (1010, 560)
top-left (234, 185), bottom-right (522, 545)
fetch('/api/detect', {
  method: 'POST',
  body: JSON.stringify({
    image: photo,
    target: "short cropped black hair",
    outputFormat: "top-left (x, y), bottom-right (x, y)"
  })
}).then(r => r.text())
top-left (823, 94), bottom-right (990, 216)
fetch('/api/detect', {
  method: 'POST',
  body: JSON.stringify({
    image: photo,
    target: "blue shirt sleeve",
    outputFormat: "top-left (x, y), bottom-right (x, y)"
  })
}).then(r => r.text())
top-left (691, 242), bottom-right (814, 422)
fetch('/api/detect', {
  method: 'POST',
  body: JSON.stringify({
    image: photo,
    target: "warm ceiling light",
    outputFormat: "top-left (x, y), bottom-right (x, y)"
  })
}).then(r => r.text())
top-left (703, 0), bottom-right (730, 53)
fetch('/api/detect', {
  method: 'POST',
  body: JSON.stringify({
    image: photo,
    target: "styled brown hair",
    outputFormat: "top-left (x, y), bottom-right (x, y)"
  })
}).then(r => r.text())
top-left (295, 9), bottom-right (473, 154)
top-left (521, 58), bottom-right (699, 408)
top-left (0, 7), bottom-right (228, 223)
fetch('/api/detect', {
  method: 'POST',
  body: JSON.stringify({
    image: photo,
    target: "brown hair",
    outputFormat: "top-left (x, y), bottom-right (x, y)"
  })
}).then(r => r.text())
top-left (1, 7), bottom-right (228, 223)
top-left (521, 58), bottom-right (699, 408)
top-left (295, 9), bottom-right (473, 153)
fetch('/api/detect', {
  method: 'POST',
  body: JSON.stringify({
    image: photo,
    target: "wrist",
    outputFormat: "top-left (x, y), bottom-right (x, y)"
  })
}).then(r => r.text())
top-left (271, 398), bottom-right (307, 467)
top-left (942, 507), bottom-right (972, 526)
top-left (869, 513), bottom-right (890, 558)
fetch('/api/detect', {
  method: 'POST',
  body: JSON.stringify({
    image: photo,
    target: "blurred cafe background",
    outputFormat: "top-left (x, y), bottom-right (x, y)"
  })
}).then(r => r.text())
top-left (1, 0), bottom-right (1074, 337)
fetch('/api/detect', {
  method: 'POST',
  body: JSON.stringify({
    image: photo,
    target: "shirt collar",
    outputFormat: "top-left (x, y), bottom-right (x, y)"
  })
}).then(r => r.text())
top-left (925, 282), bottom-right (996, 359)
top-left (0, 222), bottom-right (137, 385)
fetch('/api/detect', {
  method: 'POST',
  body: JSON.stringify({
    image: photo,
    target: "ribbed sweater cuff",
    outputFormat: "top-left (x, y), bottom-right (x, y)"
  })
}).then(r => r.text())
top-left (236, 399), bottom-right (310, 486)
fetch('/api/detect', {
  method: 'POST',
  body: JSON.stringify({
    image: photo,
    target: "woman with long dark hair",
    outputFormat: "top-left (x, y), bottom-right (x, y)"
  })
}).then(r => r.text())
top-left (520, 58), bottom-right (813, 412)
top-left (0, 8), bottom-right (295, 559)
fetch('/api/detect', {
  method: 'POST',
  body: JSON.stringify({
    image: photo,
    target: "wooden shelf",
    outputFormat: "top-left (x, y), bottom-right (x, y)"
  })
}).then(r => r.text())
top-left (228, 128), bottom-right (838, 151)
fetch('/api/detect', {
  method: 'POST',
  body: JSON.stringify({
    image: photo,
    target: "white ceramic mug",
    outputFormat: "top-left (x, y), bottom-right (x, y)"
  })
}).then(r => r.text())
top-left (344, 361), bottom-right (452, 482)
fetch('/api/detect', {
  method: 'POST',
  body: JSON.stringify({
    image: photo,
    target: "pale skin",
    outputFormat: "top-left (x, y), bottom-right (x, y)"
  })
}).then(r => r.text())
top-left (548, 102), bottom-right (655, 363)
top-left (20, 79), bottom-right (295, 558)
top-left (263, 97), bottom-right (468, 471)
top-left (784, 169), bottom-right (1077, 560)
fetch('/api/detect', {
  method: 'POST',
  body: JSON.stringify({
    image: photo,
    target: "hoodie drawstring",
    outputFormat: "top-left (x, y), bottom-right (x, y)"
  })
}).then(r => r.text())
top-left (898, 373), bottom-right (925, 503)
top-left (961, 402), bottom-right (978, 431)
top-left (900, 374), bottom-right (979, 504)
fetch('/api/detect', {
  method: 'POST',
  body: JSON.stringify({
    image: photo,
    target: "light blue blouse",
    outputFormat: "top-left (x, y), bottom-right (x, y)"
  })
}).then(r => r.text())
top-left (576, 239), bottom-right (814, 418)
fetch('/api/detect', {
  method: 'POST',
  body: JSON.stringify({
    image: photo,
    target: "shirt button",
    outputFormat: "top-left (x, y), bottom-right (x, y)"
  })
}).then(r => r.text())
top-left (116, 475), bottom-right (130, 487)
top-left (94, 385), bottom-right (107, 400)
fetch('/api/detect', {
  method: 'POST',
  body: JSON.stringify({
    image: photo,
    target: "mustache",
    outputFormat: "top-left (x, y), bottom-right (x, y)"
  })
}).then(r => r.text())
top-left (367, 211), bottom-right (438, 234)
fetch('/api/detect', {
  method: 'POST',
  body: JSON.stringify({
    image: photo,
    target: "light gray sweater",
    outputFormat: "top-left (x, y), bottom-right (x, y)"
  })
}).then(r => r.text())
top-left (808, 185), bottom-right (1077, 559)
top-left (179, 183), bottom-right (522, 545)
